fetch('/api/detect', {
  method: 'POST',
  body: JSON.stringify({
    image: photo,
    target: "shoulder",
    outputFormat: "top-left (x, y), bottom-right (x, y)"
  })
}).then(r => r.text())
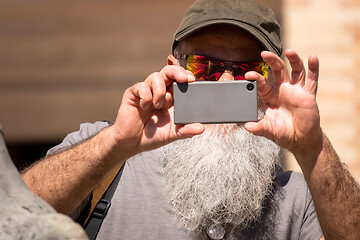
top-left (273, 171), bottom-right (310, 213)
top-left (274, 171), bottom-right (308, 190)
top-left (46, 121), bottom-right (111, 156)
top-left (271, 171), bottom-right (323, 239)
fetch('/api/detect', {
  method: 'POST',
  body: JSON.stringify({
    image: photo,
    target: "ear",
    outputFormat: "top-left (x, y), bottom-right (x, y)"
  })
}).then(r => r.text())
top-left (167, 54), bottom-right (178, 66)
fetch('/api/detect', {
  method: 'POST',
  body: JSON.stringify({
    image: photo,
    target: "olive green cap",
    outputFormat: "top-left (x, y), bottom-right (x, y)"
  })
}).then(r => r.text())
top-left (172, 0), bottom-right (282, 56)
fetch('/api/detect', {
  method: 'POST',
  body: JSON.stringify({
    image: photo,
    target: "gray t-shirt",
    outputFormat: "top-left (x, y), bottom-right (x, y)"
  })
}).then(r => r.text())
top-left (48, 121), bottom-right (323, 240)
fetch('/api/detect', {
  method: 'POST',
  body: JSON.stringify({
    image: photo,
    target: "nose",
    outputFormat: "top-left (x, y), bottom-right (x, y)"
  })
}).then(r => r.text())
top-left (218, 70), bottom-right (235, 81)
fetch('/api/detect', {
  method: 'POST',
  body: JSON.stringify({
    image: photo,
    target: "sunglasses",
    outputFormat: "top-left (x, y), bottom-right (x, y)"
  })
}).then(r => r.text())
top-left (177, 54), bottom-right (269, 81)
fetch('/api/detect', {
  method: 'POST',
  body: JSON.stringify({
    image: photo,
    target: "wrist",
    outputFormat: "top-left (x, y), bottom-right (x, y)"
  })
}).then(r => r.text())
top-left (100, 125), bottom-right (138, 165)
top-left (290, 130), bottom-right (324, 176)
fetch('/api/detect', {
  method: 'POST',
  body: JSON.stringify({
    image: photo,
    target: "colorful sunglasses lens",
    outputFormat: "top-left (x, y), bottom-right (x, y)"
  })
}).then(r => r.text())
top-left (232, 62), bottom-right (269, 80)
top-left (186, 55), bottom-right (223, 81)
top-left (185, 55), bottom-right (269, 81)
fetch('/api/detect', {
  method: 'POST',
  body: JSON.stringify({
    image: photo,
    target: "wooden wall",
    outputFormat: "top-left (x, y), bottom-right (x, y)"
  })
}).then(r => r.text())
top-left (0, 0), bottom-right (280, 144)
top-left (0, 0), bottom-right (193, 143)
top-left (284, 0), bottom-right (360, 181)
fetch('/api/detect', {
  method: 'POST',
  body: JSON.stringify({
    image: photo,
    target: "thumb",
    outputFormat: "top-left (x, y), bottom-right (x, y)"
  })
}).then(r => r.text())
top-left (174, 123), bottom-right (205, 140)
top-left (244, 121), bottom-right (262, 135)
top-left (244, 120), bottom-right (272, 140)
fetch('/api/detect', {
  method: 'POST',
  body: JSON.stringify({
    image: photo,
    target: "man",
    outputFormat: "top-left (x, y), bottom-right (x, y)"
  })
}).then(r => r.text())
top-left (22, 0), bottom-right (360, 239)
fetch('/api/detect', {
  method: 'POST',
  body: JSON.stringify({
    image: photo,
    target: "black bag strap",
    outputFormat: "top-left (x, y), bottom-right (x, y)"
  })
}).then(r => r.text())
top-left (84, 164), bottom-right (124, 240)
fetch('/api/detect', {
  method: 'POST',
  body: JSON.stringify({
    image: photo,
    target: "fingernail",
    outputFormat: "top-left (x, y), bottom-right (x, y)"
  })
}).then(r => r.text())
top-left (155, 100), bottom-right (163, 109)
top-left (186, 71), bottom-right (195, 81)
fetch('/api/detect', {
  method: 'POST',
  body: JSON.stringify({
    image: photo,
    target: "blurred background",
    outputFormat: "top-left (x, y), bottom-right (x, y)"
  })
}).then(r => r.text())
top-left (0, 0), bottom-right (359, 182)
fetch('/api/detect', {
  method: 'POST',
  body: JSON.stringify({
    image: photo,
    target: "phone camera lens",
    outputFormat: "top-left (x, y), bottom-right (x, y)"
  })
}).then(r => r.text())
top-left (246, 83), bottom-right (255, 91)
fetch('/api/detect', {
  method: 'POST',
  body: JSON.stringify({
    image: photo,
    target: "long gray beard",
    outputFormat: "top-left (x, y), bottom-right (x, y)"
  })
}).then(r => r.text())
top-left (162, 124), bottom-right (281, 233)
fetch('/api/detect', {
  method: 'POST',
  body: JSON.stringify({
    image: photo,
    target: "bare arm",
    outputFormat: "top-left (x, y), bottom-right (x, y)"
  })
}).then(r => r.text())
top-left (296, 134), bottom-right (360, 240)
top-left (22, 126), bottom-right (126, 215)
top-left (245, 49), bottom-right (360, 239)
top-left (22, 65), bottom-right (204, 215)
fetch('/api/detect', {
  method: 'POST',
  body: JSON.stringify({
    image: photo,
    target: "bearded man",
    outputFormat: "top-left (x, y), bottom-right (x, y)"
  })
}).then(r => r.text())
top-left (22, 0), bottom-right (360, 239)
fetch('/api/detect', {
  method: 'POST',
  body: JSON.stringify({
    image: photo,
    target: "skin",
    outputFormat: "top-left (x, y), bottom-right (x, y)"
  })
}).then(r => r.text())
top-left (22, 25), bottom-right (359, 239)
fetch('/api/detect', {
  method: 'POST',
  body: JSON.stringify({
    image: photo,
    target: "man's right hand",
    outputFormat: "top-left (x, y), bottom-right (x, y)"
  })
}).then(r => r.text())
top-left (109, 65), bottom-right (205, 160)
top-left (22, 65), bottom-right (204, 215)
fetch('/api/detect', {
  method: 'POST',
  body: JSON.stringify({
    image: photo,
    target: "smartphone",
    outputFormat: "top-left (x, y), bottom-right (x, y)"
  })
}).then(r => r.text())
top-left (173, 80), bottom-right (258, 124)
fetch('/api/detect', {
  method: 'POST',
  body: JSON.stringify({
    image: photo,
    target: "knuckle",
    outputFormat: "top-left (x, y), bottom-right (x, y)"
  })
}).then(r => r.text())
top-left (134, 82), bottom-right (150, 96)
top-left (145, 72), bottom-right (160, 83)
top-left (135, 81), bottom-right (147, 89)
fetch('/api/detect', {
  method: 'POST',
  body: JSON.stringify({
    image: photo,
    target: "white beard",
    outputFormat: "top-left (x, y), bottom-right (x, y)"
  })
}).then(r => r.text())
top-left (162, 124), bottom-right (280, 233)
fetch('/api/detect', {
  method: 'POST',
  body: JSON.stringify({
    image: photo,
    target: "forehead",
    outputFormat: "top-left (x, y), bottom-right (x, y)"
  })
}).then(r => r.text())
top-left (180, 24), bottom-right (265, 61)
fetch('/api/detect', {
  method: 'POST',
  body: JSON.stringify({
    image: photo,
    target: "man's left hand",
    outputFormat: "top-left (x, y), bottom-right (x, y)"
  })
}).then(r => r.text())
top-left (244, 49), bottom-right (323, 161)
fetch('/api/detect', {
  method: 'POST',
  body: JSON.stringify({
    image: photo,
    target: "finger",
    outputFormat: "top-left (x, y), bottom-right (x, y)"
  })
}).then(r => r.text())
top-left (285, 49), bottom-right (306, 85)
top-left (130, 82), bottom-right (152, 110)
top-left (244, 107), bottom-right (279, 140)
top-left (144, 66), bottom-right (195, 109)
top-left (244, 120), bottom-right (271, 139)
top-left (306, 54), bottom-right (319, 94)
top-left (162, 91), bottom-right (173, 109)
top-left (145, 72), bottom-right (166, 109)
top-left (245, 71), bottom-right (272, 98)
top-left (166, 106), bottom-right (205, 139)
top-left (261, 51), bottom-right (290, 85)
top-left (159, 65), bottom-right (195, 86)
top-left (174, 123), bottom-right (205, 139)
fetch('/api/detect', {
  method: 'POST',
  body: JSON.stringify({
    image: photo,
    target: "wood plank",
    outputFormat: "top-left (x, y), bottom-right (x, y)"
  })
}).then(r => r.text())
top-left (0, 0), bottom-right (281, 142)
top-left (0, 0), bottom-right (193, 141)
